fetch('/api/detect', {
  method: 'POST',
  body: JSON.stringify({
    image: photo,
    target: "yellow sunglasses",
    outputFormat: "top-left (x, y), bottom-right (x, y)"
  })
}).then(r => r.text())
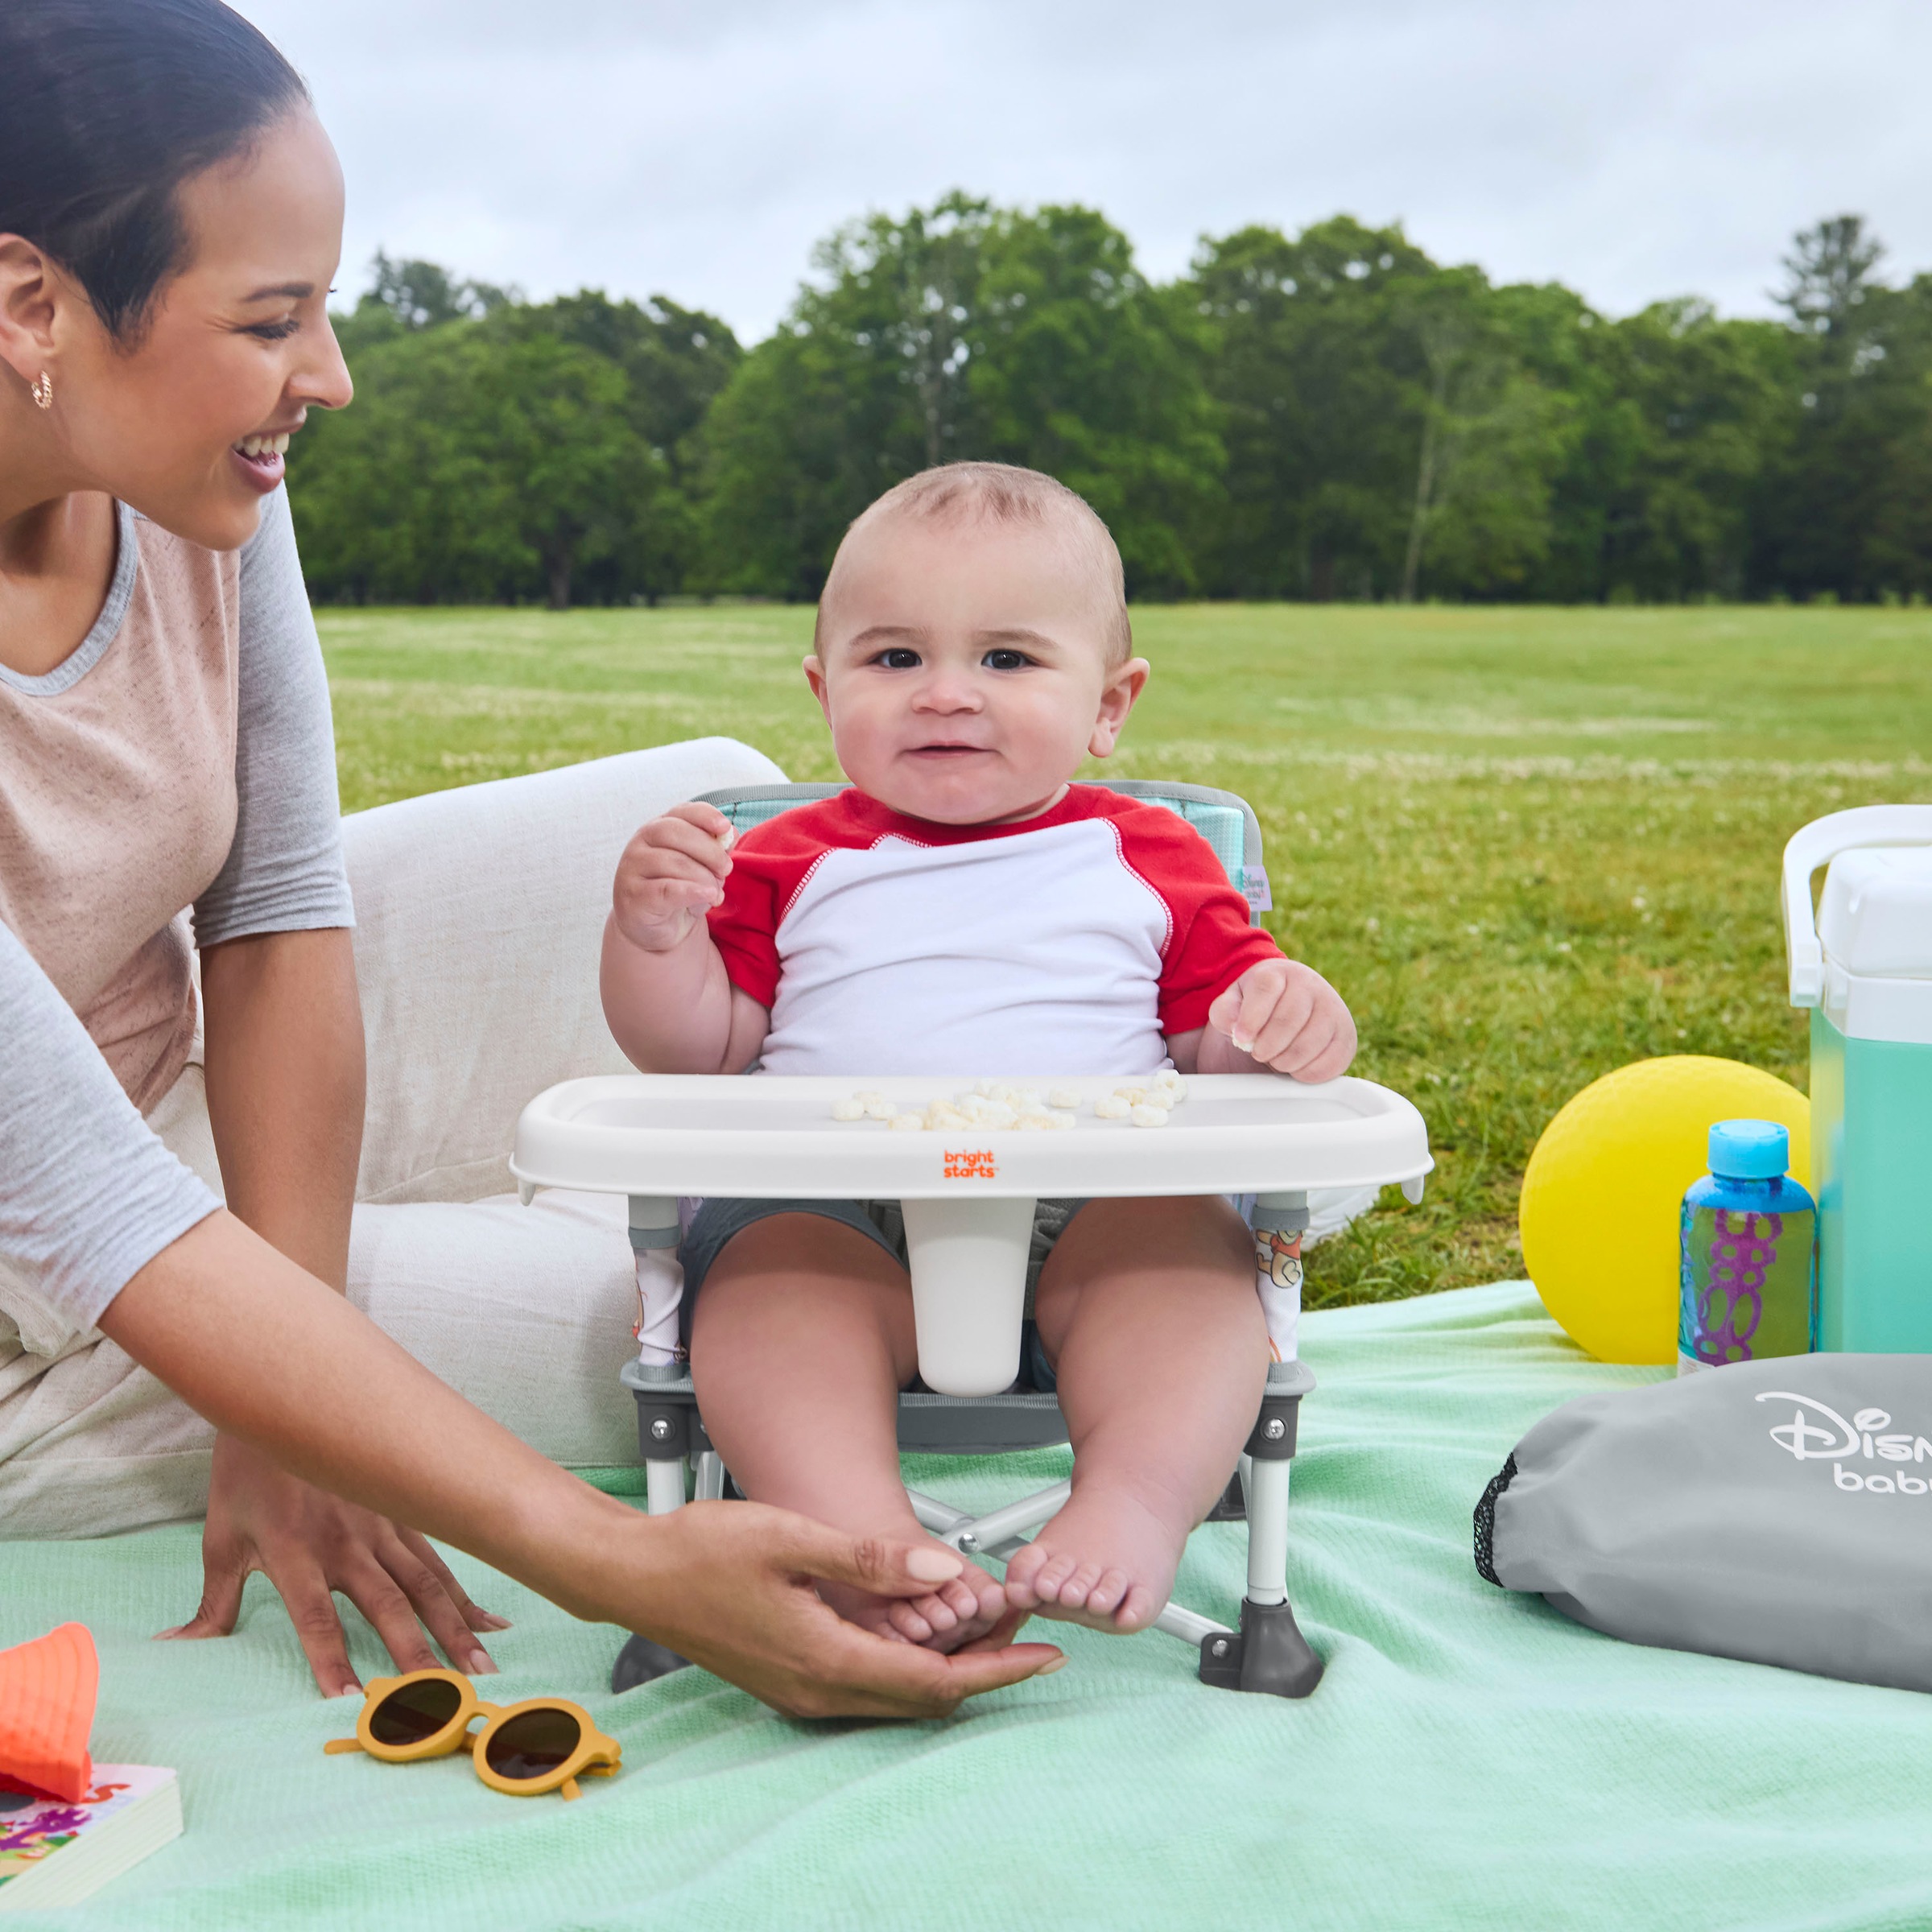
top-left (324, 1668), bottom-right (621, 1800)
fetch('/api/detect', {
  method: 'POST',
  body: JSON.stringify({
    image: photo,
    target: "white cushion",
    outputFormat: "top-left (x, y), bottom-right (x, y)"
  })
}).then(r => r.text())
top-left (341, 739), bottom-right (786, 1205)
top-left (347, 1189), bottom-right (642, 1469)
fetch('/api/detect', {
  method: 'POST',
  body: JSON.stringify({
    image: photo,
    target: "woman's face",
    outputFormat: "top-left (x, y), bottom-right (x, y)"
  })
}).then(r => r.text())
top-left (51, 109), bottom-right (353, 551)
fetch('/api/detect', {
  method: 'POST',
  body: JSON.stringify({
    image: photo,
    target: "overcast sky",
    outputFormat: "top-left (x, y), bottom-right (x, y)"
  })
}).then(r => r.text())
top-left (237, 0), bottom-right (1931, 343)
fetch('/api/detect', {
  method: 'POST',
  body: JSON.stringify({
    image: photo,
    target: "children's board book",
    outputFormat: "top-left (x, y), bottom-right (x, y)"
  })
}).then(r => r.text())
top-left (0, 1768), bottom-right (180, 1912)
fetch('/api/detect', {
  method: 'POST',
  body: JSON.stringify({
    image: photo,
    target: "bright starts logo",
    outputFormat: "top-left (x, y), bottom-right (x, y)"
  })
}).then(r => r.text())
top-left (1757, 1390), bottom-right (1932, 1493)
top-left (943, 1149), bottom-right (996, 1180)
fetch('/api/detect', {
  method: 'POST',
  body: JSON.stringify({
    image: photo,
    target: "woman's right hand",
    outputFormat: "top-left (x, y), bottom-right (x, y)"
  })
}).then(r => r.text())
top-left (583, 1498), bottom-right (1062, 1719)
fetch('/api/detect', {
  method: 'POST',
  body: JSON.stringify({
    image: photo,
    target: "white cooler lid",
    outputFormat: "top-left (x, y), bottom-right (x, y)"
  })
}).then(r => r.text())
top-left (1816, 846), bottom-right (1932, 1046)
top-left (1818, 848), bottom-right (1932, 980)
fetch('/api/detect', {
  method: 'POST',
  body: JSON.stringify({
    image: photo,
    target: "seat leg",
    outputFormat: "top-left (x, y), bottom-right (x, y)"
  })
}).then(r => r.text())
top-left (612, 1633), bottom-right (691, 1693)
top-left (1205, 1452), bottom-right (1249, 1523)
top-left (614, 1455), bottom-right (696, 1691)
top-left (1199, 1390), bottom-right (1323, 1698)
top-left (646, 1458), bottom-right (688, 1516)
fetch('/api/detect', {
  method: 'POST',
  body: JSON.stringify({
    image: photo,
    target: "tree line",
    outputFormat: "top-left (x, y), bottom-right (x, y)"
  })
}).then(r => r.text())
top-left (287, 202), bottom-right (1932, 608)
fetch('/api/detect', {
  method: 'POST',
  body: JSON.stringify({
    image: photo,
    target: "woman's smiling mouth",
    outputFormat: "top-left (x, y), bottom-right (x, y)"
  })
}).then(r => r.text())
top-left (229, 427), bottom-right (294, 492)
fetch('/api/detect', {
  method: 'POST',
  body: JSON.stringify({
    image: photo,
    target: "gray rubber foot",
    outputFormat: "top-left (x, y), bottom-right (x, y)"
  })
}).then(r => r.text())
top-left (612, 1633), bottom-right (691, 1693)
top-left (1197, 1597), bottom-right (1323, 1698)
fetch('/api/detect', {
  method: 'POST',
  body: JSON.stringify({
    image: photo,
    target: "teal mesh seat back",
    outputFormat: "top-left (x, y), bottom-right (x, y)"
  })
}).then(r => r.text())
top-left (696, 779), bottom-right (1271, 921)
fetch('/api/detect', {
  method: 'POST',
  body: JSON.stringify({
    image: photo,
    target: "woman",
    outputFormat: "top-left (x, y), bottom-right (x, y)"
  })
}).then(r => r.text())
top-left (0, 0), bottom-right (1055, 1717)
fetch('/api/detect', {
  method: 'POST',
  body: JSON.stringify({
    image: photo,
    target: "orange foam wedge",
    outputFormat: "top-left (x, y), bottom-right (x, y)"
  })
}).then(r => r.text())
top-left (0, 1623), bottom-right (97, 1802)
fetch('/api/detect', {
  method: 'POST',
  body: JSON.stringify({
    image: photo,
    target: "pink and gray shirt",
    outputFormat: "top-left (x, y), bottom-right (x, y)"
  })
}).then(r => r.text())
top-left (0, 487), bottom-right (353, 1350)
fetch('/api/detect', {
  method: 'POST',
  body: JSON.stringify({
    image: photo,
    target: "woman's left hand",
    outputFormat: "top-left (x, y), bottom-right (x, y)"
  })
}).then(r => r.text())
top-left (159, 1433), bottom-right (511, 1697)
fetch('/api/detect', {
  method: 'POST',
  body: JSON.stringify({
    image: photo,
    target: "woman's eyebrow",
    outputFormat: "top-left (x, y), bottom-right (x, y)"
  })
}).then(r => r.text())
top-left (241, 280), bottom-right (316, 302)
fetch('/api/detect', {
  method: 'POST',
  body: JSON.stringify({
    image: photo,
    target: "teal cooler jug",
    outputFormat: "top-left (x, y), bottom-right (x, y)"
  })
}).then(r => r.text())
top-left (1783, 806), bottom-right (1932, 1351)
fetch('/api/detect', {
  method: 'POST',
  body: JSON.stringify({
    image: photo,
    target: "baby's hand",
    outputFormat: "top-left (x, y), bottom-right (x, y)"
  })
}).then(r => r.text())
top-left (612, 803), bottom-right (736, 954)
top-left (1207, 959), bottom-right (1357, 1082)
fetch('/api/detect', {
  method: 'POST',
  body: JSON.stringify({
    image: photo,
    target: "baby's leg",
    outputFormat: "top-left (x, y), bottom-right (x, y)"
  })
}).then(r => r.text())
top-left (1003, 1196), bottom-right (1267, 1633)
top-left (689, 1212), bottom-right (1006, 1649)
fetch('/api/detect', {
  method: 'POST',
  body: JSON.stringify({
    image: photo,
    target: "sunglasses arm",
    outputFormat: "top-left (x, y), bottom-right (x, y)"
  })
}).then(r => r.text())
top-left (323, 1738), bottom-right (365, 1757)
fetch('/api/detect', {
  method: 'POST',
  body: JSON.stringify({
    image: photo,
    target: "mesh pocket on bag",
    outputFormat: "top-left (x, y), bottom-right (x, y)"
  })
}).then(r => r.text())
top-left (1472, 1452), bottom-right (1518, 1587)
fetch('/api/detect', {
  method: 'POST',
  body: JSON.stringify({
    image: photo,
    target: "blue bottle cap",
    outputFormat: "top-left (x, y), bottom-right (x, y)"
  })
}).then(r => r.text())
top-left (1707, 1118), bottom-right (1789, 1180)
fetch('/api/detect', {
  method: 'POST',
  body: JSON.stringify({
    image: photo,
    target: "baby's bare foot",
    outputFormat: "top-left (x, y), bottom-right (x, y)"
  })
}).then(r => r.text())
top-left (815, 1535), bottom-right (1008, 1652)
top-left (1001, 1485), bottom-right (1187, 1634)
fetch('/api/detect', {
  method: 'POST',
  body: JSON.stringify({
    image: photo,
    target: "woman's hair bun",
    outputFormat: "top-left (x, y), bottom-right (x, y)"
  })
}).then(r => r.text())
top-left (0, 0), bottom-right (310, 338)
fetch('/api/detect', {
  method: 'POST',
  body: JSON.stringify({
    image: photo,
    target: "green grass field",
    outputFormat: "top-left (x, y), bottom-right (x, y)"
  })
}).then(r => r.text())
top-left (320, 602), bottom-right (1932, 1307)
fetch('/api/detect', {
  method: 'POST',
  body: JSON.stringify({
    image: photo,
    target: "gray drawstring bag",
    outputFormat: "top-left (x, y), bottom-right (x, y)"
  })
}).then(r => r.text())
top-left (1475, 1352), bottom-right (1932, 1692)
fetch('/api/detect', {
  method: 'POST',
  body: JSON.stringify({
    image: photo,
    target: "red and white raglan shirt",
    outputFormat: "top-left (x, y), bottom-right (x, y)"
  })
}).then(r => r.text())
top-left (707, 786), bottom-right (1282, 1075)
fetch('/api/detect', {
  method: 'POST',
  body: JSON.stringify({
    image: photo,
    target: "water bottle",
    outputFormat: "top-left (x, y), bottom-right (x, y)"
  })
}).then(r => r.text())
top-left (1678, 1119), bottom-right (1816, 1375)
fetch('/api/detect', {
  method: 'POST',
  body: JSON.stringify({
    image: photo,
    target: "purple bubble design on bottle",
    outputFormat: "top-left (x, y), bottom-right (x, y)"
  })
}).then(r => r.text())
top-left (1697, 1208), bottom-right (1784, 1365)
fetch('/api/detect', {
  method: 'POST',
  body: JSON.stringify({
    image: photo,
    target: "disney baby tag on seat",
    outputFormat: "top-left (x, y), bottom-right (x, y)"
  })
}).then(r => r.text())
top-left (1476, 1354), bottom-right (1932, 1693)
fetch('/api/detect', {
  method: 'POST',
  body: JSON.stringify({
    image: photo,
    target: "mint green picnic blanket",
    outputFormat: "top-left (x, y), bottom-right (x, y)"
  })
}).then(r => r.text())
top-left (8, 1283), bottom-right (1929, 1931)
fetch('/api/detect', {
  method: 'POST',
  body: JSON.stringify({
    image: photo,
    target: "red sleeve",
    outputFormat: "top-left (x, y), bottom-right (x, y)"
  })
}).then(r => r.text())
top-left (1107, 801), bottom-right (1283, 1034)
top-left (706, 842), bottom-right (782, 1009)
top-left (704, 796), bottom-right (863, 1009)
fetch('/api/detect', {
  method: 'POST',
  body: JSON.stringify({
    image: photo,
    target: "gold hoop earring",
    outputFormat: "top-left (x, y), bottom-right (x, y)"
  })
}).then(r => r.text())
top-left (30, 370), bottom-right (53, 411)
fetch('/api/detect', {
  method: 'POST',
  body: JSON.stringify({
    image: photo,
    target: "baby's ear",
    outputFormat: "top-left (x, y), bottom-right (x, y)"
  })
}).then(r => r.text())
top-left (1088, 656), bottom-right (1150, 755)
top-left (802, 654), bottom-right (832, 717)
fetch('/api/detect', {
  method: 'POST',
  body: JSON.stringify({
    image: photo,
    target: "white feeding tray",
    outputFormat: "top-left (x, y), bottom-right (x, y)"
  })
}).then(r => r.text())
top-left (512, 1073), bottom-right (1432, 1395)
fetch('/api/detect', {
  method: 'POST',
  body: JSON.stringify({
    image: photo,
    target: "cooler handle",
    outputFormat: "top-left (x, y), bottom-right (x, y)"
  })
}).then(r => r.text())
top-left (1783, 806), bottom-right (1932, 1006)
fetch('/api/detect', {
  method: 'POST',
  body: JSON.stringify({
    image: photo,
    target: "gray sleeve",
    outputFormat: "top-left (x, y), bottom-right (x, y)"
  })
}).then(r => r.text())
top-left (0, 922), bottom-right (221, 1337)
top-left (192, 485), bottom-right (356, 949)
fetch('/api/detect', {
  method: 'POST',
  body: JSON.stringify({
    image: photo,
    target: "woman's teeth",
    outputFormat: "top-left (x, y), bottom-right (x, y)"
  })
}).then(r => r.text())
top-left (233, 432), bottom-right (291, 459)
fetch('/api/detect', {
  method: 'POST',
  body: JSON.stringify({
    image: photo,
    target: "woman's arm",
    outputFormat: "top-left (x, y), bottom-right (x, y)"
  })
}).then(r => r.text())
top-left (201, 927), bottom-right (361, 1292)
top-left (100, 1212), bottom-right (1059, 1717)
top-left (170, 489), bottom-right (519, 1689)
top-left (176, 924), bottom-right (518, 1691)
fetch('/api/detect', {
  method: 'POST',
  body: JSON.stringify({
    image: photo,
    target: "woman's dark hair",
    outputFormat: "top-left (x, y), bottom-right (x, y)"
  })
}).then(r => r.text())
top-left (0, 0), bottom-right (310, 339)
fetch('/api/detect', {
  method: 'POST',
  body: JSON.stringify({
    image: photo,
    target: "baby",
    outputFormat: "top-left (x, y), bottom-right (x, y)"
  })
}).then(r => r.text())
top-left (601, 462), bottom-right (1356, 1650)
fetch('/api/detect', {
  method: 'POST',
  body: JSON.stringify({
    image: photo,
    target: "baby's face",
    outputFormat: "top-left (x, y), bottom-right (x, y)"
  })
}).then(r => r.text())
top-left (804, 514), bottom-right (1147, 825)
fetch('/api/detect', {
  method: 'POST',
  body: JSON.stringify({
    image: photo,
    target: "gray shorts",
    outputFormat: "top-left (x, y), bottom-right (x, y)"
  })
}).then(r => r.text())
top-left (677, 1196), bottom-right (1088, 1362)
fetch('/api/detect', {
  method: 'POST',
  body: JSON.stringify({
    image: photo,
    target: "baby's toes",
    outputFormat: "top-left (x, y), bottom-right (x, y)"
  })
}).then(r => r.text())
top-left (1113, 1581), bottom-right (1162, 1634)
top-left (1082, 1567), bottom-right (1133, 1619)
top-left (1051, 1557), bottom-right (1108, 1611)
top-left (939, 1575), bottom-right (998, 1631)
top-left (1000, 1542), bottom-right (1049, 1607)
top-left (886, 1600), bottom-right (936, 1643)
top-left (1022, 1546), bottom-right (1084, 1606)
top-left (914, 1590), bottom-right (961, 1634)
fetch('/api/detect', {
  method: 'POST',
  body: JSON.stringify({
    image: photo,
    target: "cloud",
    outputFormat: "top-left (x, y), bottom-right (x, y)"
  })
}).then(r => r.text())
top-left (237, 0), bottom-right (1932, 341)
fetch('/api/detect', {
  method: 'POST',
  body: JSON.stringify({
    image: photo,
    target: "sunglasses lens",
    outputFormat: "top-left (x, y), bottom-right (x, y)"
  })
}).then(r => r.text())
top-left (482, 1707), bottom-right (582, 1782)
top-left (368, 1677), bottom-right (464, 1747)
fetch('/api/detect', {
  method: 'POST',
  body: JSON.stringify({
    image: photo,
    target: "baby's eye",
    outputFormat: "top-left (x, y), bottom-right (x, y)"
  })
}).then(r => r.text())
top-left (982, 648), bottom-right (1033, 671)
top-left (872, 647), bottom-right (922, 671)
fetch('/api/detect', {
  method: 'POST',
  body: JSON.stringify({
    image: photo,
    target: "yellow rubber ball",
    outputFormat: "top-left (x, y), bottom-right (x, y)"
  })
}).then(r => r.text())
top-left (1519, 1055), bottom-right (1810, 1364)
